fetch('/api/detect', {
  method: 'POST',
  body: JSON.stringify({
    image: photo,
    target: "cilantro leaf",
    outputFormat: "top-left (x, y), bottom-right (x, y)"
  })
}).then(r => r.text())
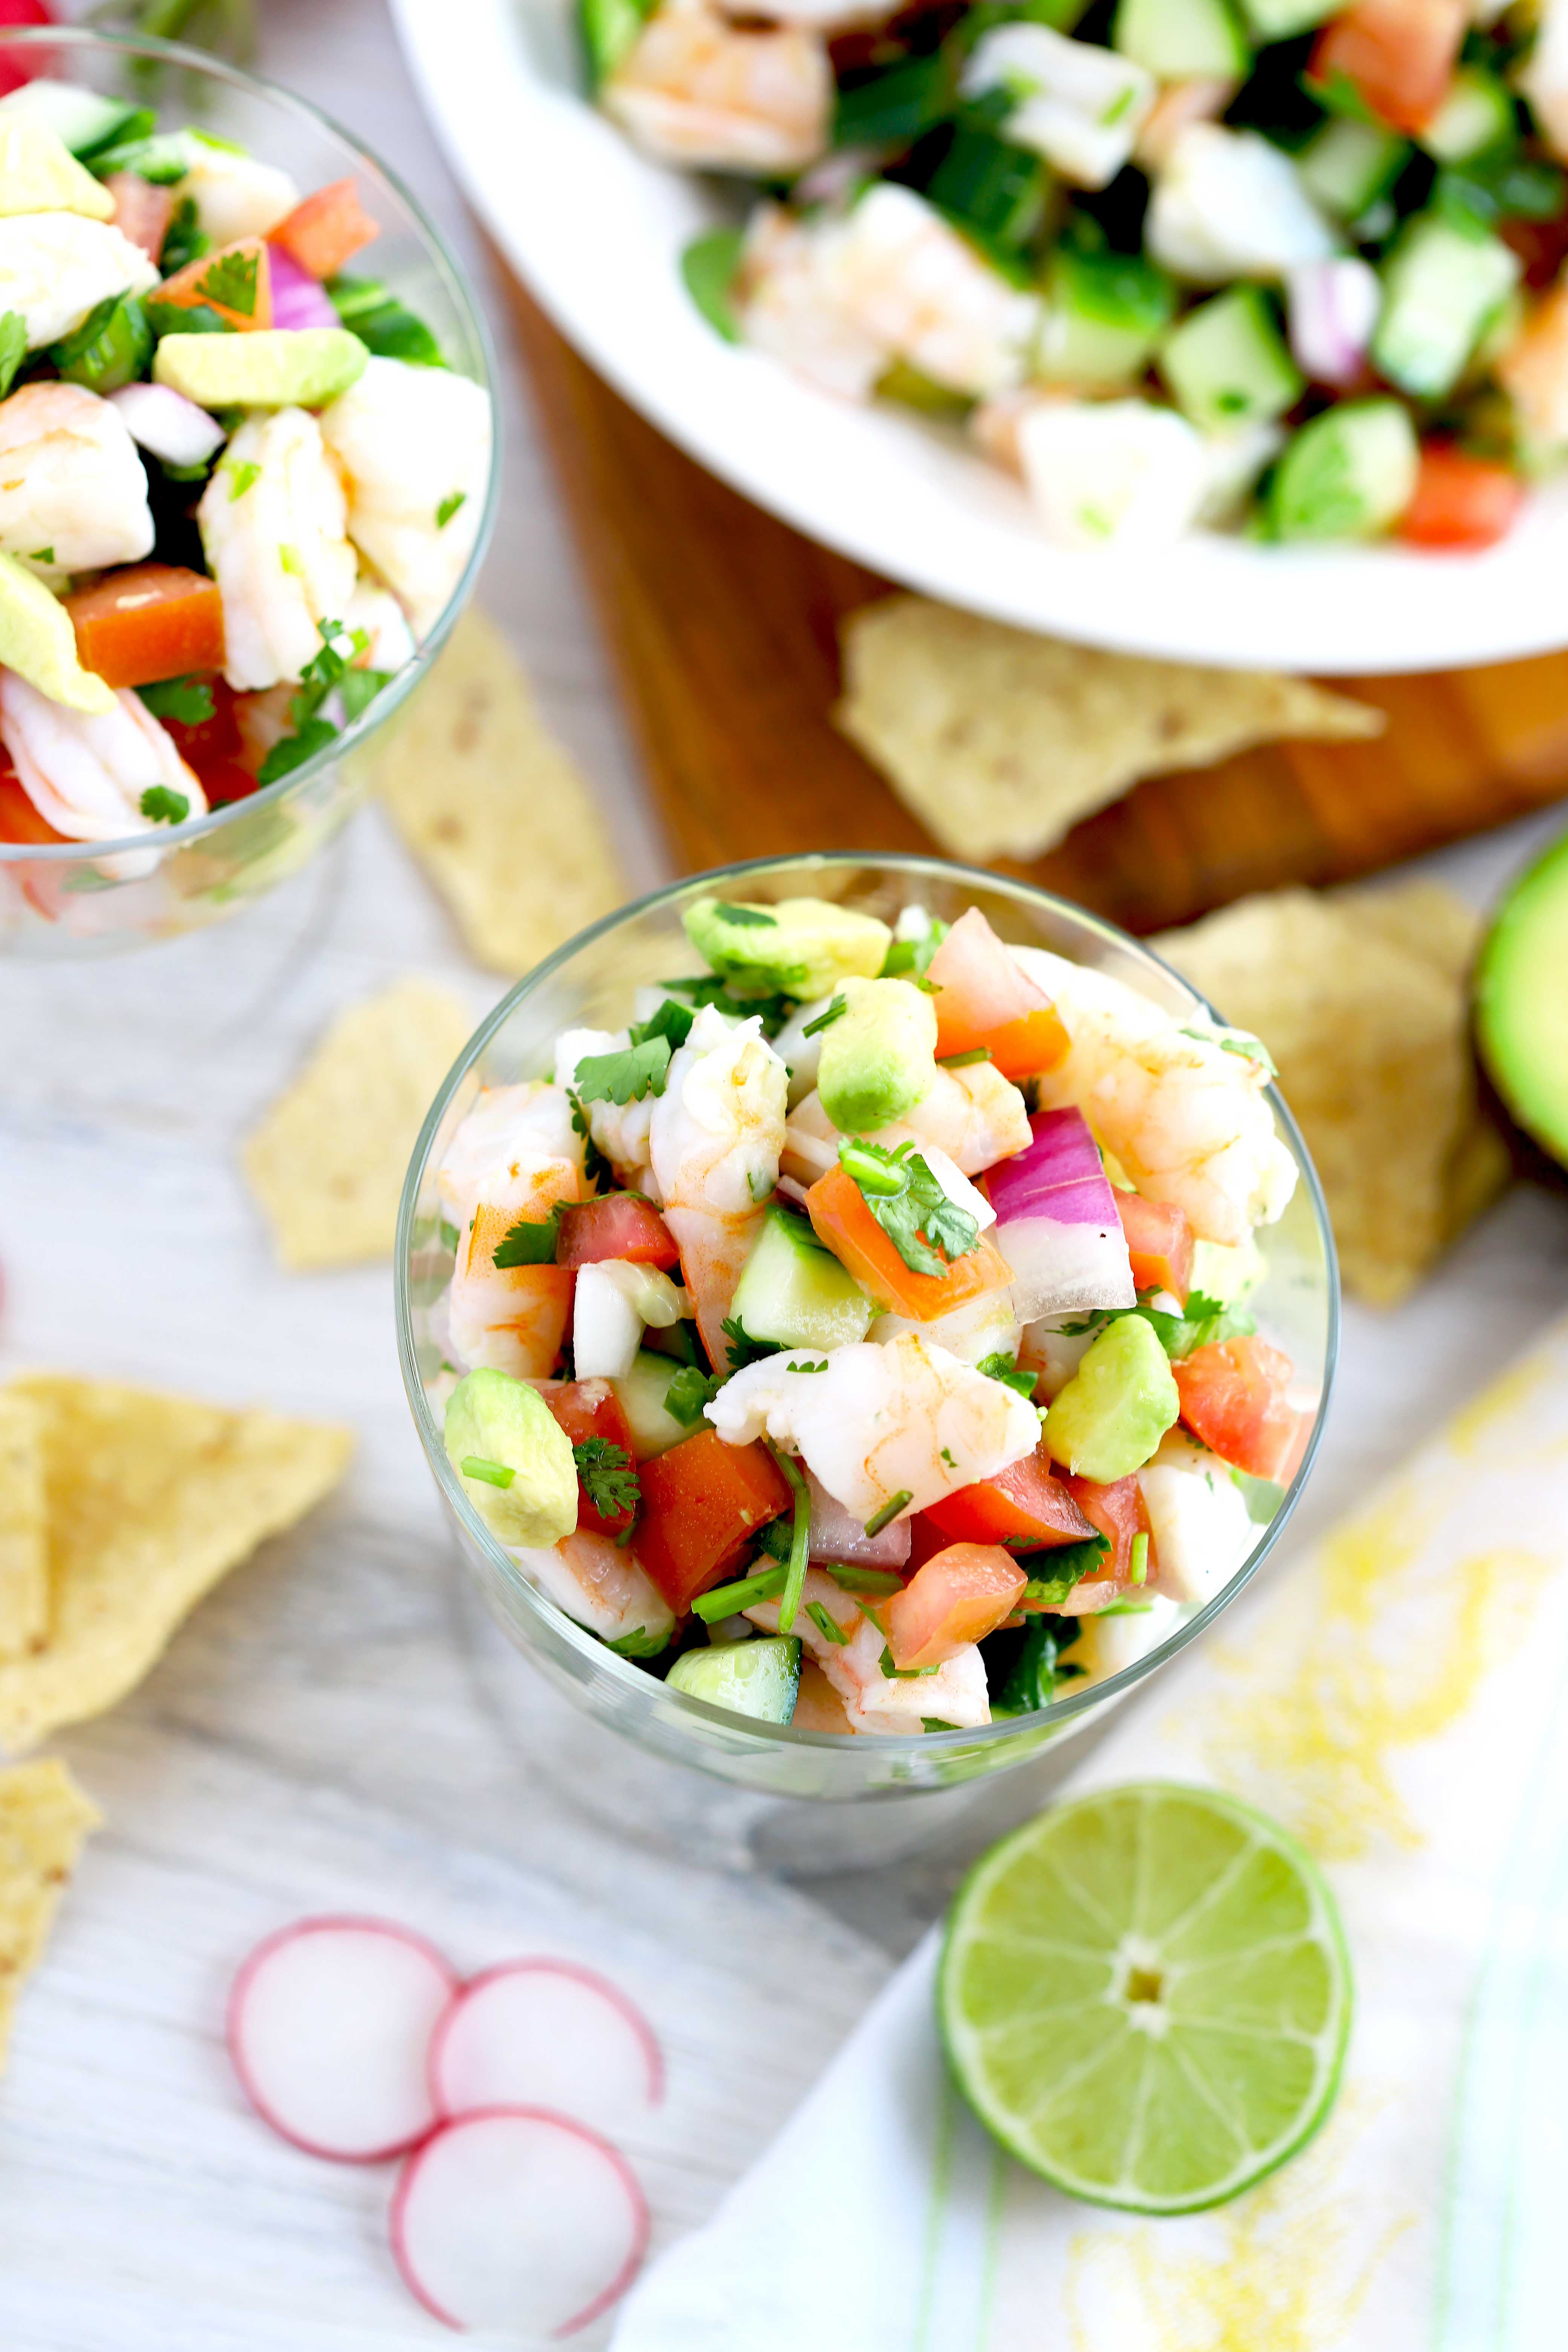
top-left (1178, 1023), bottom-right (1278, 1079)
top-left (1055, 1289), bottom-right (1254, 1363)
top-left (256, 715), bottom-right (335, 786)
top-left (837, 1138), bottom-right (979, 1279)
top-left (879, 916), bottom-right (947, 979)
top-left (338, 667), bottom-right (392, 725)
top-left (604, 1623), bottom-right (671, 1657)
top-left (801, 994), bottom-right (846, 1038)
top-left (753, 1515), bottom-right (794, 1564)
top-left (712, 901), bottom-right (776, 927)
top-left (566, 1090), bottom-right (611, 1188)
top-left (436, 489), bottom-right (466, 528)
top-left (977, 1350), bottom-right (1038, 1401)
top-left (138, 675), bottom-right (214, 727)
top-left (198, 245), bottom-right (260, 317)
top-left (492, 1207), bottom-right (562, 1268)
top-left (722, 1314), bottom-right (775, 1372)
top-left (158, 197), bottom-right (207, 276)
top-left (629, 997), bottom-right (695, 1052)
top-left (573, 1436), bottom-right (641, 1521)
top-left (664, 1366), bottom-right (721, 1428)
top-left (138, 785), bottom-right (190, 825)
top-left (254, 621), bottom-right (374, 786)
top-left (992, 1614), bottom-right (1084, 1716)
top-left (573, 1035), bottom-right (672, 1106)
top-left (660, 973), bottom-right (795, 1036)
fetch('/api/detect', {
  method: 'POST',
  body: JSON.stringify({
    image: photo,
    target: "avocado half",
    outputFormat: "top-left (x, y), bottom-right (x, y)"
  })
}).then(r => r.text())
top-left (1475, 828), bottom-right (1568, 1169)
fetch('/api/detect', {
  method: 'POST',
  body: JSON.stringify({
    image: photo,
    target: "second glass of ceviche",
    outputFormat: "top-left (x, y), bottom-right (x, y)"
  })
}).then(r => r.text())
top-left (0, 28), bottom-right (495, 954)
top-left (399, 858), bottom-right (1337, 1857)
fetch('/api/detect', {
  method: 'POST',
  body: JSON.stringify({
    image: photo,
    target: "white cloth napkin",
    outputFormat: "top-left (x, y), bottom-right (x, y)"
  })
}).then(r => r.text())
top-left (614, 1314), bottom-right (1568, 2351)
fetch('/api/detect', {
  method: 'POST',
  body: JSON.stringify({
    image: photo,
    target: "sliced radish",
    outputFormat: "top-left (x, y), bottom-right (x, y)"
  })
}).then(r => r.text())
top-left (430, 1960), bottom-right (662, 2135)
top-left (228, 1916), bottom-right (459, 2162)
top-left (390, 2108), bottom-right (649, 2334)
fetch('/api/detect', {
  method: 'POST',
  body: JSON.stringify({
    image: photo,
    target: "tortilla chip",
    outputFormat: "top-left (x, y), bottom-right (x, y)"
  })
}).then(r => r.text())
top-left (0, 1376), bottom-right (351, 1752)
top-left (0, 1757), bottom-right (99, 2069)
top-left (0, 1390), bottom-right (46, 1663)
top-left (834, 596), bottom-right (1385, 862)
top-left (375, 606), bottom-right (625, 975)
top-left (243, 978), bottom-right (474, 1269)
top-left (1154, 883), bottom-right (1507, 1308)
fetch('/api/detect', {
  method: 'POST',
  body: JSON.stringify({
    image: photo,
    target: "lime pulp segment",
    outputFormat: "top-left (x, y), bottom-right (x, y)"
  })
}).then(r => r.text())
top-left (938, 1783), bottom-right (1352, 2213)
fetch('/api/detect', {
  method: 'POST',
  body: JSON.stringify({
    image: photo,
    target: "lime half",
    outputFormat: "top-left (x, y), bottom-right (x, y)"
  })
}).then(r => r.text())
top-left (939, 1783), bottom-right (1352, 2213)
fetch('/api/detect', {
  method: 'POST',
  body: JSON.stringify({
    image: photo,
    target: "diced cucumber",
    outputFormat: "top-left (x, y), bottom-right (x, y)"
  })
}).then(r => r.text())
top-left (729, 1205), bottom-right (873, 1352)
top-left (667, 1635), bottom-right (801, 1724)
top-left (579, 0), bottom-right (651, 85)
top-left (0, 79), bottom-right (144, 157)
top-left (835, 54), bottom-right (953, 150)
top-left (1236, 0), bottom-right (1334, 35)
top-left (1296, 118), bottom-right (1409, 221)
top-left (1159, 286), bottom-right (1302, 433)
top-left (1373, 213), bottom-right (1521, 400)
top-left (1421, 67), bottom-right (1516, 167)
top-left (926, 124), bottom-right (1048, 252)
top-left (610, 1351), bottom-right (691, 1462)
top-left (1037, 243), bottom-right (1177, 387)
top-left (1267, 399), bottom-right (1419, 542)
top-left (1113, 0), bottom-right (1248, 82)
top-left (876, 359), bottom-right (973, 417)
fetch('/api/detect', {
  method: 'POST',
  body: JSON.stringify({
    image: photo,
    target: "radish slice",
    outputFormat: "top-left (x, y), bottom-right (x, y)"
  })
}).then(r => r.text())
top-left (430, 1960), bottom-right (662, 2133)
top-left (390, 2108), bottom-right (649, 2334)
top-left (228, 1916), bottom-right (459, 2162)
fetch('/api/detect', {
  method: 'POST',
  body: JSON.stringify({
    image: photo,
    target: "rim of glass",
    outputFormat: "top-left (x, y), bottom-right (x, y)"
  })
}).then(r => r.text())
top-left (395, 852), bottom-right (1341, 1755)
top-left (0, 23), bottom-right (500, 865)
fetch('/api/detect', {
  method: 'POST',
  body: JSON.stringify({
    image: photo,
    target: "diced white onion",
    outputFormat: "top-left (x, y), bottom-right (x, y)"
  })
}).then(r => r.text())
top-left (571, 1264), bottom-right (643, 1380)
top-left (108, 380), bottom-right (225, 469)
top-left (918, 1144), bottom-right (995, 1233)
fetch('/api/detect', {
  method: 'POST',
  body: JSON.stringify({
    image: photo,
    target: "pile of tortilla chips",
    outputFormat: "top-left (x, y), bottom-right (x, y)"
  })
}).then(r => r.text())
top-left (375, 607), bottom-right (625, 975)
top-left (834, 595), bottom-right (1385, 862)
top-left (0, 1373), bottom-right (351, 1752)
top-left (242, 978), bottom-right (474, 1271)
top-left (1155, 881), bottom-right (1509, 1306)
top-left (0, 1758), bottom-right (98, 2070)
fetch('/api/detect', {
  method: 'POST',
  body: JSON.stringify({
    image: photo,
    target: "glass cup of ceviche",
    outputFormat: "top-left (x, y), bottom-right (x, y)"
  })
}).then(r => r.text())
top-left (397, 856), bottom-right (1337, 1869)
top-left (0, 25), bottom-right (496, 956)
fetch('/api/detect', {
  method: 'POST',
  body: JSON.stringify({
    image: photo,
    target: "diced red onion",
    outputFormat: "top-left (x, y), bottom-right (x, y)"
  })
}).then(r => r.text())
top-left (775, 1174), bottom-right (812, 1210)
top-left (267, 242), bottom-right (342, 332)
top-left (988, 1108), bottom-right (1136, 1320)
top-left (1286, 257), bottom-right (1381, 390)
top-left (108, 381), bottom-right (225, 469)
top-left (807, 1469), bottom-right (911, 1568)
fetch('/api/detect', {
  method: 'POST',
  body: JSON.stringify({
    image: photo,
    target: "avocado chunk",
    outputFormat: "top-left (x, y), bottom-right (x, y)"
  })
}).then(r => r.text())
top-left (817, 974), bottom-right (937, 1135)
top-left (443, 1366), bottom-right (578, 1547)
top-left (730, 1204), bottom-right (874, 1350)
top-left (0, 550), bottom-right (114, 713)
top-left (666, 1634), bottom-right (802, 1723)
top-left (1476, 826), bottom-right (1568, 1168)
top-left (1041, 1313), bottom-right (1179, 1483)
top-left (153, 326), bottom-right (368, 409)
top-left (683, 893), bottom-right (891, 1001)
top-left (0, 117), bottom-right (114, 219)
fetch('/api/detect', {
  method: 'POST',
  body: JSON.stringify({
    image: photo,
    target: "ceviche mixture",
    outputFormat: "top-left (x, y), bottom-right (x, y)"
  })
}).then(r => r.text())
top-left (429, 896), bottom-right (1312, 1737)
top-left (588, 0), bottom-right (1568, 553)
top-left (0, 73), bottom-right (488, 868)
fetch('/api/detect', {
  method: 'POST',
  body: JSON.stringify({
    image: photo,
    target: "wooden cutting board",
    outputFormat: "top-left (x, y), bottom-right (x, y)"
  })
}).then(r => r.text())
top-left (499, 260), bottom-right (1568, 935)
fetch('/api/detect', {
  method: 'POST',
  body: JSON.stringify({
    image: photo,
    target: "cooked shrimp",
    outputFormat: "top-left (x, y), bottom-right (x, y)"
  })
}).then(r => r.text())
top-left (868, 1286), bottom-right (1023, 1369)
top-left (0, 381), bottom-right (153, 573)
top-left (342, 576), bottom-right (416, 677)
top-left (821, 183), bottom-right (1040, 398)
top-left (447, 1150), bottom-right (581, 1377)
top-left (196, 406), bottom-right (358, 692)
top-left (0, 671), bottom-right (205, 876)
top-left (745, 1566), bottom-right (991, 1731)
top-left (555, 1029), bottom-right (660, 1200)
top-left (1134, 77), bottom-right (1237, 173)
top-left (1013, 944), bottom-right (1297, 1246)
top-left (649, 1005), bottom-right (788, 1367)
top-left (317, 354), bottom-right (492, 641)
top-left (737, 206), bottom-right (888, 403)
top-left (437, 1080), bottom-right (584, 1230)
top-left (0, 211), bottom-right (157, 350)
top-left (513, 1530), bottom-right (675, 1652)
top-left (714, 0), bottom-right (900, 25)
top-left (782, 1060), bottom-right (1030, 1185)
top-left (706, 1333), bottom-right (1039, 1524)
top-left (603, 0), bottom-right (832, 175)
top-left (172, 134), bottom-right (299, 243)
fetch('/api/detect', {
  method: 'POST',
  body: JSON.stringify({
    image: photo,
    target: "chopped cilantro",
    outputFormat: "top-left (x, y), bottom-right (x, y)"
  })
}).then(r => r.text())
top-left (28, 546), bottom-right (52, 566)
top-left (922, 1718), bottom-right (961, 1732)
top-left (566, 1090), bottom-right (611, 1188)
top-left (837, 1138), bottom-right (979, 1279)
top-left (691, 1561), bottom-right (787, 1621)
top-left (977, 1350), bottom-right (1039, 1402)
top-left (0, 310), bottom-right (26, 400)
top-left (159, 197), bottom-right (208, 276)
top-left (573, 1436), bottom-right (641, 1520)
top-left (712, 901), bottom-right (777, 927)
top-left (1179, 1023), bottom-right (1277, 1078)
top-left (660, 972), bottom-right (795, 1036)
top-left (138, 675), bottom-right (214, 727)
top-left (226, 459), bottom-right (260, 501)
top-left (864, 1490), bottom-right (913, 1539)
top-left (198, 245), bottom-right (260, 317)
top-left (1020, 1532), bottom-right (1109, 1602)
top-left (940, 1447), bottom-right (956, 1467)
top-left (436, 489), bottom-right (467, 528)
top-left (338, 667), bottom-right (392, 725)
top-left (664, 1365), bottom-right (721, 1427)
top-left (938, 1047), bottom-right (991, 1069)
top-left (992, 1614), bottom-right (1082, 1716)
top-left (879, 917), bottom-right (946, 980)
top-left (802, 994), bottom-right (847, 1039)
top-left (604, 1623), bottom-right (671, 1657)
top-left (806, 1600), bottom-right (850, 1646)
top-left (1130, 1531), bottom-right (1148, 1586)
top-left (1058, 1289), bottom-right (1254, 1362)
top-left (879, 1643), bottom-right (939, 1680)
top-left (256, 619), bottom-right (375, 786)
top-left (629, 996), bottom-right (695, 1052)
top-left (138, 785), bottom-right (190, 824)
top-left (492, 1208), bottom-right (562, 1268)
top-left (438, 1220), bottom-right (460, 1253)
top-left (753, 1514), bottom-right (795, 1565)
top-left (722, 1314), bottom-right (775, 1373)
top-left (461, 1455), bottom-right (514, 1488)
top-left (256, 715), bottom-right (335, 786)
top-left (573, 1035), bottom-right (672, 1106)
top-left (278, 542), bottom-right (303, 578)
top-left (786, 1358), bottom-right (829, 1375)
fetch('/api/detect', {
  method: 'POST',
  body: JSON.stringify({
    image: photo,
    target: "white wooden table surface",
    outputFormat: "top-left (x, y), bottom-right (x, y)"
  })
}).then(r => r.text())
top-left (2, 5), bottom-right (1568, 2344)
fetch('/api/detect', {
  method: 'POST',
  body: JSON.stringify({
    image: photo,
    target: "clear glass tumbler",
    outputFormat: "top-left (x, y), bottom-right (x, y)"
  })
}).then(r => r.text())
top-left (0, 25), bottom-right (498, 958)
top-left (397, 856), bottom-right (1338, 1870)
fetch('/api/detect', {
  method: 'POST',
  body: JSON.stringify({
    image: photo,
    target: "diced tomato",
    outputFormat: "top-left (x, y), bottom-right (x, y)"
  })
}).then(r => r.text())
top-left (635, 1429), bottom-right (792, 1613)
top-left (106, 172), bottom-right (173, 265)
top-left (271, 178), bottom-right (379, 280)
top-left (884, 1542), bottom-right (1026, 1671)
top-left (198, 760), bottom-right (260, 808)
top-left (904, 1513), bottom-right (952, 1576)
top-left (1311, 0), bottom-right (1465, 134)
top-left (925, 907), bottom-right (1069, 1079)
top-left (65, 564), bottom-right (225, 688)
top-left (544, 1378), bottom-right (640, 1537)
top-left (924, 1441), bottom-right (1095, 1551)
top-left (1502, 214), bottom-right (1568, 294)
top-left (1061, 1472), bottom-right (1147, 1583)
top-left (0, 4), bottom-right (53, 100)
top-left (1114, 1191), bottom-right (1194, 1302)
top-left (1173, 1336), bottom-right (1303, 1480)
top-left (0, 767), bottom-right (63, 845)
top-left (805, 1161), bottom-right (1014, 1321)
top-left (156, 237), bottom-right (274, 332)
top-left (556, 1193), bottom-right (680, 1271)
top-left (1399, 446), bottom-right (1525, 552)
top-left (158, 675), bottom-right (256, 806)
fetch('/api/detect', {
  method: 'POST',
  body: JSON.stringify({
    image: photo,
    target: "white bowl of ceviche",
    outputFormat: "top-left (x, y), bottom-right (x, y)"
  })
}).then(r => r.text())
top-left (397, 857), bottom-right (1337, 1842)
top-left (397, 0), bottom-right (1568, 677)
top-left (0, 26), bottom-right (496, 956)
